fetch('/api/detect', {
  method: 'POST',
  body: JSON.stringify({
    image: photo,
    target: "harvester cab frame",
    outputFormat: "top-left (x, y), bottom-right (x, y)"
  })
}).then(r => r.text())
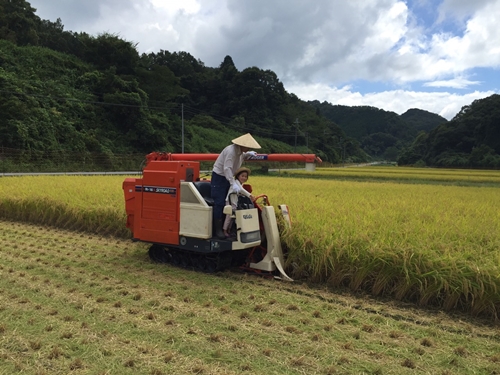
top-left (123, 152), bottom-right (321, 281)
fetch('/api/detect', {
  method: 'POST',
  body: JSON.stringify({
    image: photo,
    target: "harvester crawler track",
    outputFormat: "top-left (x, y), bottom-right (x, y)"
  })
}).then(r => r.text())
top-left (148, 244), bottom-right (235, 273)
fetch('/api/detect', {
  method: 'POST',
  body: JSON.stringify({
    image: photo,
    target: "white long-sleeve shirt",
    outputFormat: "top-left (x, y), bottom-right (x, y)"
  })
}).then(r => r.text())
top-left (212, 144), bottom-right (253, 184)
top-left (225, 179), bottom-right (251, 203)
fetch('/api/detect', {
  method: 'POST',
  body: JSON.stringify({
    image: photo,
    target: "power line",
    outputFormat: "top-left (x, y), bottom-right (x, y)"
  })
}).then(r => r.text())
top-left (0, 89), bottom-right (182, 111)
top-left (0, 89), bottom-right (308, 139)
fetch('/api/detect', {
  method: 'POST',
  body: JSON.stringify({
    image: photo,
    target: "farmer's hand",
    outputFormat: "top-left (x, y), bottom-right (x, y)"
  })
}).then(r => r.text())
top-left (232, 182), bottom-right (241, 194)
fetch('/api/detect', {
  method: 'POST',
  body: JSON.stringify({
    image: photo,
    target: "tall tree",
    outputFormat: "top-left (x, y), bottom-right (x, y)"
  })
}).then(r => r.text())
top-left (0, 0), bottom-right (39, 45)
top-left (79, 32), bottom-right (140, 75)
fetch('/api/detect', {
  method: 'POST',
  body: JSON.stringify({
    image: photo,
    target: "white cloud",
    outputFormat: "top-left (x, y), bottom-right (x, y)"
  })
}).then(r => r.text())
top-left (27, 0), bottom-right (500, 119)
top-left (31, 0), bottom-right (500, 78)
top-left (424, 77), bottom-right (481, 89)
top-left (437, 0), bottom-right (498, 22)
top-left (149, 0), bottom-right (200, 14)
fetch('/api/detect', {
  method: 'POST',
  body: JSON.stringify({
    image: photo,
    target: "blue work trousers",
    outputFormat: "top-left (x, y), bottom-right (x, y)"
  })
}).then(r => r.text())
top-left (211, 172), bottom-right (230, 220)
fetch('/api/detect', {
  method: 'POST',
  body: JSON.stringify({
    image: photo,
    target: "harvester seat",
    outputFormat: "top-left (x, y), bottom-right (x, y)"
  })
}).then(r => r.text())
top-left (194, 181), bottom-right (214, 206)
top-left (237, 195), bottom-right (254, 210)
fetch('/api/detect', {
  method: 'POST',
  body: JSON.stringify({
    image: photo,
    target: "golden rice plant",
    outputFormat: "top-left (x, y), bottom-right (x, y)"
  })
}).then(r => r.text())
top-left (287, 166), bottom-right (500, 184)
top-left (259, 176), bottom-right (500, 318)
top-left (0, 176), bottom-right (130, 237)
top-left (1, 171), bottom-right (500, 317)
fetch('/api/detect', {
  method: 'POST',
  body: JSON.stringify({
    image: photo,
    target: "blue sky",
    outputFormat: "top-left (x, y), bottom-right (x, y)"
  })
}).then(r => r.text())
top-left (29, 0), bottom-right (500, 120)
top-left (389, 0), bottom-right (499, 95)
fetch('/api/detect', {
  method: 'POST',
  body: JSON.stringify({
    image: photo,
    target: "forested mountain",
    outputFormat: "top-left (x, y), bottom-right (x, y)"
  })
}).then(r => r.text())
top-left (308, 102), bottom-right (452, 161)
top-left (398, 94), bottom-right (500, 168)
top-left (1, 0), bottom-right (499, 170)
top-left (400, 108), bottom-right (447, 133)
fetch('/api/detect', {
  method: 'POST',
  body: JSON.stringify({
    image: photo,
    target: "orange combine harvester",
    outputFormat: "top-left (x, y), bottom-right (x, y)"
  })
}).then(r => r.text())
top-left (123, 152), bottom-right (321, 281)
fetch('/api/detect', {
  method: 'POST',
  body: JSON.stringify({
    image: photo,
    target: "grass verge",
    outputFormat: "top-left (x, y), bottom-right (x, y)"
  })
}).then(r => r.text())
top-left (1, 220), bottom-right (500, 374)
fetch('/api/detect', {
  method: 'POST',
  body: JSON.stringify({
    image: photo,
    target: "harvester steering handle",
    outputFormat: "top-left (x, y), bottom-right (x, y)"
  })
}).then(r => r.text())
top-left (252, 194), bottom-right (269, 211)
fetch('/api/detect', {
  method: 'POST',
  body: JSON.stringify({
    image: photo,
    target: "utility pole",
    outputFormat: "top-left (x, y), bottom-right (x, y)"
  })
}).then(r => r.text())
top-left (181, 103), bottom-right (184, 153)
top-left (343, 141), bottom-right (346, 168)
top-left (294, 118), bottom-right (299, 152)
top-left (338, 136), bottom-right (344, 167)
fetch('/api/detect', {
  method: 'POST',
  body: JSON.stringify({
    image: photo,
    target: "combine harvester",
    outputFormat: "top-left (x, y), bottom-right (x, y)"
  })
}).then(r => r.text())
top-left (123, 152), bottom-right (321, 281)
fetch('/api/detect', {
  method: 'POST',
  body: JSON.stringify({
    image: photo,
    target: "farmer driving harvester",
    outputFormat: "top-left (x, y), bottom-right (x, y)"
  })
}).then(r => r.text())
top-left (211, 133), bottom-right (261, 239)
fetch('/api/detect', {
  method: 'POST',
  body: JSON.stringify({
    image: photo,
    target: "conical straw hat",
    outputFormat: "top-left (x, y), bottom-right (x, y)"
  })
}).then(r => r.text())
top-left (231, 133), bottom-right (261, 149)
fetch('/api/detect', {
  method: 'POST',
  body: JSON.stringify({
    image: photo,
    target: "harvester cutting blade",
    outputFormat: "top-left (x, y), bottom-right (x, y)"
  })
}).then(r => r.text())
top-left (273, 256), bottom-right (293, 282)
top-left (249, 205), bottom-right (293, 282)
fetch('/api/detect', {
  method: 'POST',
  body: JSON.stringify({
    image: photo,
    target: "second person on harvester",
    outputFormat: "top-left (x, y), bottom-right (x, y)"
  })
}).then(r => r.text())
top-left (211, 133), bottom-right (261, 239)
top-left (223, 167), bottom-right (254, 238)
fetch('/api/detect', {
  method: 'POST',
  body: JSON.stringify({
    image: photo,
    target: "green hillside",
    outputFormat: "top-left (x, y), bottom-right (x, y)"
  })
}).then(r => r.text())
top-left (308, 102), bottom-right (453, 162)
top-left (400, 108), bottom-right (448, 133)
top-left (398, 95), bottom-right (500, 168)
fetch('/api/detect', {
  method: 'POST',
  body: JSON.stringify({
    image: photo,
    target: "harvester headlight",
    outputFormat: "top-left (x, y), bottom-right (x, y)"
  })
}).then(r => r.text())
top-left (240, 230), bottom-right (260, 243)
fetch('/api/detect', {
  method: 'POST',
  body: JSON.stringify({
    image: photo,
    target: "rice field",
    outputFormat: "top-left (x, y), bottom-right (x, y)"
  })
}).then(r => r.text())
top-left (284, 166), bottom-right (500, 185)
top-left (1, 167), bottom-right (500, 318)
top-left (272, 177), bottom-right (500, 317)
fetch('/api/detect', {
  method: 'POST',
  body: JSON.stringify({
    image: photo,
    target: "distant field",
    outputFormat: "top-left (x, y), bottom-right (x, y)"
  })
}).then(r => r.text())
top-left (1, 167), bottom-right (500, 318)
top-left (282, 166), bottom-right (500, 185)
